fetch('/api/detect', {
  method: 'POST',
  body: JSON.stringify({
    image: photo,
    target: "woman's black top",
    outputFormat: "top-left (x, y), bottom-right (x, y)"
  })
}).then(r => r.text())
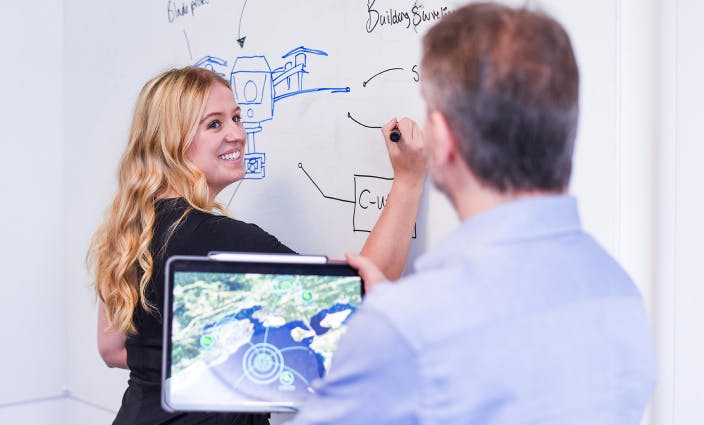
top-left (113, 198), bottom-right (295, 425)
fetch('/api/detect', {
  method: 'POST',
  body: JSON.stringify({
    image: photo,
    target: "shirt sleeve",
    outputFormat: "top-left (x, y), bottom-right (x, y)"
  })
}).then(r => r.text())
top-left (285, 304), bottom-right (420, 425)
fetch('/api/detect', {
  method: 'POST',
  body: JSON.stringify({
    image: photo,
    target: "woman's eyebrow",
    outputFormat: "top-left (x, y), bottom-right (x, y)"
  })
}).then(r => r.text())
top-left (199, 111), bottom-right (222, 124)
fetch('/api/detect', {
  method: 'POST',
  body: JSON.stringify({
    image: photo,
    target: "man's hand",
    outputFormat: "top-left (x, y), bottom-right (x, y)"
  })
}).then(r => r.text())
top-left (345, 252), bottom-right (389, 293)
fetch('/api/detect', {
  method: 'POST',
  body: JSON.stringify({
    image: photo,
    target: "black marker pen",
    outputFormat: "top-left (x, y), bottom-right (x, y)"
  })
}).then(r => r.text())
top-left (389, 125), bottom-right (401, 142)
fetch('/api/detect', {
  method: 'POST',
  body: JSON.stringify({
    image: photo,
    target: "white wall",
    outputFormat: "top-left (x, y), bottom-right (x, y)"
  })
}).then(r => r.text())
top-left (62, 0), bottom-right (140, 415)
top-left (0, 0), bottom-right (67, 422)
top-left (654, 1), bottom-right (704, 424)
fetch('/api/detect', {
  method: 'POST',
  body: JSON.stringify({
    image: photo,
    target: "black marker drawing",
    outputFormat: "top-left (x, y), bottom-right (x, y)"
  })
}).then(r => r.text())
top-left (362, 67), bottom-right (404, 87)
top-left (348, 65), bottom-right (420, 130)
top-left (298, 163), bottom-right (416, 237)
top-left (183, 29), bottom-right (193, 60)
top-left (237, 0), bottom-right (248, 48)
top-left (347, 112), bottom-right (382, 129)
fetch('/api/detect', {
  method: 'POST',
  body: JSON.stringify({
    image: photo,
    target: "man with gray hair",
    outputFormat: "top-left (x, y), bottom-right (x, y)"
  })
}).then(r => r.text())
top-left (289, 2), bottom-right (655, 424)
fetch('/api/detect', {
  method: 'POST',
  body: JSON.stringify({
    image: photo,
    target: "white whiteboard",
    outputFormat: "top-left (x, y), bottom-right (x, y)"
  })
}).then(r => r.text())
top-left (66, 0), bottom-right (620, 263)
top-left (168, 0), bottom-right (454, 261)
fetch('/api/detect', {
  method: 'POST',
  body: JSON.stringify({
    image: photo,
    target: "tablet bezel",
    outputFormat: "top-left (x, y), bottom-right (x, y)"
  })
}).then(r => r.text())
top-left (161, 253), bottom-right (364, 413)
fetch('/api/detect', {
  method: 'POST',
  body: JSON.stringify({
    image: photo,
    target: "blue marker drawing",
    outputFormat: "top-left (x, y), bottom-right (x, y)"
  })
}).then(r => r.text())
top-left (195, 56), bottom-right (228, 78)
top-left (196, 46), bottom-right (350, 180)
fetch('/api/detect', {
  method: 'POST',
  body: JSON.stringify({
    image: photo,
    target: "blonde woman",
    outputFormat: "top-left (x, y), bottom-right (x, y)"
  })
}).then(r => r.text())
top-left (88, 66), bottom-right (425, 425)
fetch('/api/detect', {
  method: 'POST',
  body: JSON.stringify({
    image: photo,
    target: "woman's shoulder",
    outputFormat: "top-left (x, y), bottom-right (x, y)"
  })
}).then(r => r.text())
top-left (157, 199), bottom-right (260, 234)
top-left (196, 213), bottom-right (254, 232)
top-left (154, 198), bottom-right (295, 255)
top-left (188, 209), bottom-right (261, 232)
top-left (185, 210), bottom-right (295, 254)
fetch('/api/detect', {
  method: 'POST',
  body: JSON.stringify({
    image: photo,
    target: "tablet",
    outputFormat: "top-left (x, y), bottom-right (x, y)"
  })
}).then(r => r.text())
top-left (162, 253), bottom-right (364, 413)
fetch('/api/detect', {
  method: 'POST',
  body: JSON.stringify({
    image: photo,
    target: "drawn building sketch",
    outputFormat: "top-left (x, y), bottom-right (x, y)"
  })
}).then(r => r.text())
top-left (196, 46), bottom-right (350, 180)
top-left (194, 56), bottom-right (228, 78)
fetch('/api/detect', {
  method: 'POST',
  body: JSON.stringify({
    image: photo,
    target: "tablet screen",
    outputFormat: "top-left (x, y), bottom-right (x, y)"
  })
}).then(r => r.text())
top-left (163, 255), bottom-right (364, 412)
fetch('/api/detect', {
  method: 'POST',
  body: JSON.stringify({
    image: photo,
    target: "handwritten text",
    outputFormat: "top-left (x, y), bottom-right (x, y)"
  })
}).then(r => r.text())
top-left (167, 0), bottom-right (210, 23)
top-left (366, 0), bottom-right (451, 34)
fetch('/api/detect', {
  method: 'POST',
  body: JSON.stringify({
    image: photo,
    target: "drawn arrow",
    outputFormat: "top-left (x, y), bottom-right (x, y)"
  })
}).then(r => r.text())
top-left (237, 0), bottom-right (248, 48)
top-left (362, 67), bottom-right (404, 87)
top-left (347, 112), bottom-right (382, 129)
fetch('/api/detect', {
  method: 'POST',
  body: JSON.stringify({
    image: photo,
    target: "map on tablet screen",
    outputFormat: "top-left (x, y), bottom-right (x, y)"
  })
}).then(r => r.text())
top-left (162, 255), bottom-right (363, 412)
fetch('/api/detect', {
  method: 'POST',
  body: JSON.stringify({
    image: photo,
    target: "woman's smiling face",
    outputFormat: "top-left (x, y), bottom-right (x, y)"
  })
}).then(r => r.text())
top-left (186, 82), bottom-right (247, 196)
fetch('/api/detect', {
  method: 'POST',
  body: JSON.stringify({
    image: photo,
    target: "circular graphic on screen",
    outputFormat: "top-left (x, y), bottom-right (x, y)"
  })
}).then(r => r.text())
top-left (242, 342), bottom-right (285, 385)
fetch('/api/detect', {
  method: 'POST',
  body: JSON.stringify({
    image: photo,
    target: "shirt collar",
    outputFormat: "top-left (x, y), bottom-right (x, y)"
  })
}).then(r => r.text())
top-left (416, 195), bottom-right (582, 270)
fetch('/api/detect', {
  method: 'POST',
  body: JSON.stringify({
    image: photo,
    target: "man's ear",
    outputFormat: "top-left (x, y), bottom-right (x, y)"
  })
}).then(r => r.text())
top-left (428, 110), bottom-right (459, 166)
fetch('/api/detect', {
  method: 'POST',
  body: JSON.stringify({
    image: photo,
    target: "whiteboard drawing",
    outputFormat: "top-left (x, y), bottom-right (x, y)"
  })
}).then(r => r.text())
top-left (298, 163), bottom-right (416, 237)
top-left (236, 0), bottom-right (249, 47)
top-left (196, 46), bottom-right (350, 180)
top-left (347, 64), bottom-right (419, 130)
top-left (195, 56), bottom-right (228, 78)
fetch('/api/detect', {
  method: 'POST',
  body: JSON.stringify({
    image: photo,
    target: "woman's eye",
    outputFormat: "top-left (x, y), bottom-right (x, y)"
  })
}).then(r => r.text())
top-left (232, 115), bottom-right (241, 124)
top-left (207, 120), bottom-right (221, 129)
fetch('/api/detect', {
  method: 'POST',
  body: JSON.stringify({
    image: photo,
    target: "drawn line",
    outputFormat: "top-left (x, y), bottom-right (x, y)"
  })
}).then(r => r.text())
top-left (347, 112), bottom-right (382, 129)
top-left (227, 180), bottom-right (243, 209)
top-left (274, 87), bottom-right (350, 103)
top-left (354, 173), bottom-right (393, 180)
top-left (282, 46), bottom-right (328, 58)
top-left (298, 163), bottom-right (354, 204)
top-left (237, 0), bottom-right (248, 47)
top-left (363, 67), bottom-right (404, 87)
top-left (183, 29), bottom-right (193, 60)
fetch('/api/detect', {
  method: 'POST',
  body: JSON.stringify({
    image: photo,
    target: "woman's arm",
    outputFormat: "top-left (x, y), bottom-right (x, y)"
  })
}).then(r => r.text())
top-left (359, 118), bottom-right (427, 285)
top-left (97, 301), bottom-right (128, 369)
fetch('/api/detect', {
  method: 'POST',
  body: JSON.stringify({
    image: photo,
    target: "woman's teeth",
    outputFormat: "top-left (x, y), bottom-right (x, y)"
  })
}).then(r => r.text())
top-left (219, 151), bottom-right (241, 161)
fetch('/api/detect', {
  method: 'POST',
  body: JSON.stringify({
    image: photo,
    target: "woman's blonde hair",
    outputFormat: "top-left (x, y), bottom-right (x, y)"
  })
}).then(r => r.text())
top-left (88, 66), bottom-right (231, 334)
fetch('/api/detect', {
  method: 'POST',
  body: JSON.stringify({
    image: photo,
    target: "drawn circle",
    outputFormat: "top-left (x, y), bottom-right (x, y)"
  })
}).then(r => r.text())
top-left (244, 80), bottom-right (258, 103)
top-left (247, 108), bottom-right (254, 118)
top-left (301, 290), bottom-right (313, 302)
top-left (242, 343), bottom-right (285, 385)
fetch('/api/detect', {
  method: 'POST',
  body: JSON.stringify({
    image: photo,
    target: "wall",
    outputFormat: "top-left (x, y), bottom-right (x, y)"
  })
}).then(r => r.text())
top-left (654, 1), bottom-right (704, 423)
top-left (0, 0), bottom-right (67, 423)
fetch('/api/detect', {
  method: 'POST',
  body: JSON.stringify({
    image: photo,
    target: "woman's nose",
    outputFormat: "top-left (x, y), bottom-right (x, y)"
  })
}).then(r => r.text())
top-left (225, 122), bottom-right (245, 142)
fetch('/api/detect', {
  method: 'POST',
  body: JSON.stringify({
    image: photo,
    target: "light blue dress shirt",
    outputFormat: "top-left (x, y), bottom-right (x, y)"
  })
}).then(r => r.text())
top-left (288, 196), bottom-right (655, 425)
